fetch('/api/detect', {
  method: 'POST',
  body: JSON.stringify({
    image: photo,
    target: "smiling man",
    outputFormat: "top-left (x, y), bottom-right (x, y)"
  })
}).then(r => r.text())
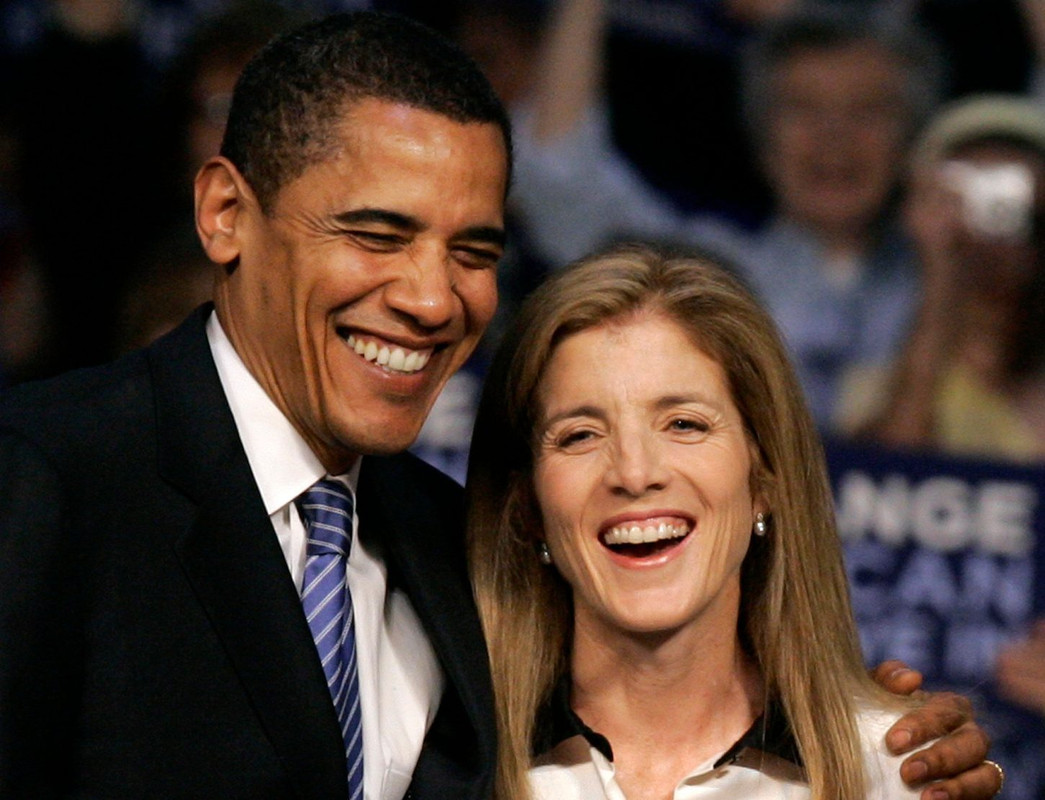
top-left (0, 12), bottom-right (507, 799)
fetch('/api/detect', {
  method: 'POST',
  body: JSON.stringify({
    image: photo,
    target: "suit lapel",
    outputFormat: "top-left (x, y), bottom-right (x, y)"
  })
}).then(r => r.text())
top-left (358, 456), bottom-right (496, 798)
top-left (147, 309), bottom-right (347, 797)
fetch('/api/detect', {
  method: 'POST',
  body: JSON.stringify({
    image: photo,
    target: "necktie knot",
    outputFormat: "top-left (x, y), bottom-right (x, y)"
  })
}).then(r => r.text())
top-left (297, 478), bottom-right (354, 558)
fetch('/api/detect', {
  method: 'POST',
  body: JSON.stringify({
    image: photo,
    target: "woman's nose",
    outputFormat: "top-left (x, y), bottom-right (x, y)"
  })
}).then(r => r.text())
top-left (605, 433), bottom-right (669, 497)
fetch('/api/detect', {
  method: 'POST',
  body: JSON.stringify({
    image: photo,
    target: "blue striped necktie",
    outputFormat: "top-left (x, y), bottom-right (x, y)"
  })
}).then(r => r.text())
top-left (297, 479), bottom-right (364, 799)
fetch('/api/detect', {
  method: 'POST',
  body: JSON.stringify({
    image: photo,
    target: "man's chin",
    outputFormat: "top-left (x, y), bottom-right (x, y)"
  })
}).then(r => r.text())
top-left (335, 420), bottom-right (426, 458)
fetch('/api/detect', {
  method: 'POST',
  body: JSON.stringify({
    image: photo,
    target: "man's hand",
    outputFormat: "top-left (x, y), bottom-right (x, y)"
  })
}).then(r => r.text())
top-left (872, 660), bottom-right (1001, 799)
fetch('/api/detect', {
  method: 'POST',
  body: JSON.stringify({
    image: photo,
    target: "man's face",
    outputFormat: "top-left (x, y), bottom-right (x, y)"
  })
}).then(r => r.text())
top-left (213, 99), bottom-right (507, 471)
top-left (762, 43), bottom-right (909, 241)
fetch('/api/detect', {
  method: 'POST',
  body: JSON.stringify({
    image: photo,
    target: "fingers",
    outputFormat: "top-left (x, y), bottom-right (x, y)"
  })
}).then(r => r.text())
top-left (899, 721), bottom-right (990, 787)
top-left (886, 692), bottom-right (974, 754)
top-left (915, 760), bottom-right (1003, 800)
top-left (872, 660), bottom-right (924, 696)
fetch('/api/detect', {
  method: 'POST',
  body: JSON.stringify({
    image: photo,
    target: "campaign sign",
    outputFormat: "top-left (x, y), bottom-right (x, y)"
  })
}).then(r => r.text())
top-left (825, 438), bottom-right (1045, 799)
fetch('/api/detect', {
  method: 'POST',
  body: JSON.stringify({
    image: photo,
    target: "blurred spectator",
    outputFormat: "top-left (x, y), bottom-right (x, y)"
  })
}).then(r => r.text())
top-left (511, 0), bottom-right (942, 428)
top-left (449, 0), bottom-right (556, 356)
top-left (0, 218), bottom-right (48, 386)
top-left (0, 94), bottom-right (49, 385)
top-left (599, 0), bottom-right (794, 219)
top-left (153, 0), bottom-right (307, 231)
top-left (1020, 0), bottom-right (1045, 102)
top-left (838, 95), bottom-right (1045, 462)
top-left (997, 619), bottom-right (1045, 719)
top-left (112, 2), bottom-right (297, 371)
top-left (115, 230), bottom-right (211, 354)
top-left (452, 0), bottom-right (548, 109)
top-left (10, 0), bottom-right (164, 376)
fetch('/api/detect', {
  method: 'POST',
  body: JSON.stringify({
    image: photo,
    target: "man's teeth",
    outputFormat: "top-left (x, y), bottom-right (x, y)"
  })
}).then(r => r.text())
top-left (346, 335), bottom-right (431, 374)
top-left (603, 522), bottom-right (690, 546)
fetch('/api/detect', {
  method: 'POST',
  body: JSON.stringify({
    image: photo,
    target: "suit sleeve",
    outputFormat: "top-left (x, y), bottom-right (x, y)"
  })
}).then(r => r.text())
top-left (0, 428), bottom-right (82, 798)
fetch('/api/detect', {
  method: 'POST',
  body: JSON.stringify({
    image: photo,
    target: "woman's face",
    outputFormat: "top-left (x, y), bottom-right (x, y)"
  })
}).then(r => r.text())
top-left (532, 312), bottom-right (764, 640)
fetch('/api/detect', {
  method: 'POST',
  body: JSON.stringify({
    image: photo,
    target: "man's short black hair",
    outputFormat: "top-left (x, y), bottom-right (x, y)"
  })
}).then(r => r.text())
top-left (221, 11), bottom-right (513, 212)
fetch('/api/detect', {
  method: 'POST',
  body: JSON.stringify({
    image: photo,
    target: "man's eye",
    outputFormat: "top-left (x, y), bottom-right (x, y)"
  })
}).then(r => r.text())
top-left (348, 231), bottom-right (405, 251)
top-left (453, 246), bottom-right (501, 270)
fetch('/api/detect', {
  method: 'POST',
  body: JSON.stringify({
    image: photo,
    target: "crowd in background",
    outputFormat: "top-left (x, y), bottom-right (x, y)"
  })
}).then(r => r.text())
top-left (2, 0), bottom-right (1044, 437)
top-left (1, 0), bottom-right (1045, 743)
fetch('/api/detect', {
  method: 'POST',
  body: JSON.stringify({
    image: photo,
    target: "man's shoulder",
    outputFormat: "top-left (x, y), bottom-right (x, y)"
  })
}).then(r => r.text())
top-left (0, 350), bottom-right (152, 434)
top-left (0, 309), bottom-right (212, 458)
top-left (364, 450), bottom-right (464, 505)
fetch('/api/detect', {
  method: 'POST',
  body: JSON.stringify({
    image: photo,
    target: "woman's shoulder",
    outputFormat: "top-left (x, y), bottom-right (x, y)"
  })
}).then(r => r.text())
top-left (854, 702), bottom-right (927, 800)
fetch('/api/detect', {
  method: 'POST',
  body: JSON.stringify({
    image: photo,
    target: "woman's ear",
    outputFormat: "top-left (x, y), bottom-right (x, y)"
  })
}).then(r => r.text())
top-left (194, 156), bottom-right (254, 269)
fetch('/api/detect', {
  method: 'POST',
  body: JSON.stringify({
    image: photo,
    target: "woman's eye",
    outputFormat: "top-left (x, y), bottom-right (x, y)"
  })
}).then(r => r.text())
top-left (670, 418), bottom-right (709, 433)
top-left (558, 430), bottom-right (594, 448)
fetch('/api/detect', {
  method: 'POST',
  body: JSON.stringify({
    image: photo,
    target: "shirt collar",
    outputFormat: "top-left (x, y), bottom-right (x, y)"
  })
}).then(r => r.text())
top-left (533, 675), bottom-right (803, 770)
top-left (206, 312), bottom-right (360, 511)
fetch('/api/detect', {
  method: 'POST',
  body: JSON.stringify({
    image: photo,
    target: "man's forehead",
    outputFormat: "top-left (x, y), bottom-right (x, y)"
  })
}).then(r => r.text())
top-left (337, 97), bottom-right (507, 150)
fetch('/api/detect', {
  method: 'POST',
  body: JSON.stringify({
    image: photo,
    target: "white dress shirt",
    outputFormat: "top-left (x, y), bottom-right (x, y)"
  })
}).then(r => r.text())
top-left (207, 313), bottom-right (443, 800)
top-left (529, 703), bottom-right (923, 800)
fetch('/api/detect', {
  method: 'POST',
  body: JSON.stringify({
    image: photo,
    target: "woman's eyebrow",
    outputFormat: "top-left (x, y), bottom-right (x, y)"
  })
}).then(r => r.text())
top-left (539, 405), bottom-right (604, 431)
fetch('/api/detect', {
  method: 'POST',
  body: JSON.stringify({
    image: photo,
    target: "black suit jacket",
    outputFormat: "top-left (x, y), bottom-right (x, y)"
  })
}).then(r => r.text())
top-left (0, 308), bottom-right (495, 799)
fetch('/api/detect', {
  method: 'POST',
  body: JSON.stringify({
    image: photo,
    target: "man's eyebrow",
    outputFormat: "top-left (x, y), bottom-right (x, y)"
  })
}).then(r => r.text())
top-left (332, 208), bottom-right (422, 230)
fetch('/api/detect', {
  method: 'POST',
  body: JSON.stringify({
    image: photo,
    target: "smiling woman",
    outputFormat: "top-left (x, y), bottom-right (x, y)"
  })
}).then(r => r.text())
top-left (464, 243), bottom-right (987, 800)
top-left (533, 313), bottom-right (762, 643)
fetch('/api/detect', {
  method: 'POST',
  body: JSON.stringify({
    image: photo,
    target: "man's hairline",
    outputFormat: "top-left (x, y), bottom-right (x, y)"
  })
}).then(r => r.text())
top-left (247, 95), bottom-right (513, 216)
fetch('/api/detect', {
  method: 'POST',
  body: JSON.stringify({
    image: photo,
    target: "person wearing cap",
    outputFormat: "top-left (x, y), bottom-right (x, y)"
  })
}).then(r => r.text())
top-left (837, 94), bottom-right (1045, 461)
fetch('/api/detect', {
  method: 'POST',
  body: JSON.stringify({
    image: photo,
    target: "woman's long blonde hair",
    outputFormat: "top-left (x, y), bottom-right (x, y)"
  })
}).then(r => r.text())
top-left (466, 244), bottom-right (893, 800)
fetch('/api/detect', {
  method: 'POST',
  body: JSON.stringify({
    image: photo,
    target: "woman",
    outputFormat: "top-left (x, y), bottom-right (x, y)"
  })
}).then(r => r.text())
top-left (838, 94), bottom-right (1045, 460)
top-left (466, 244), bottom-right (971, 799)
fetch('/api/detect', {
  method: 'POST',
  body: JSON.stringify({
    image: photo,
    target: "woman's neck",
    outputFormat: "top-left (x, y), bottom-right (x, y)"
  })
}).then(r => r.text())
top-left (568, 609), bottom-right (763, 800)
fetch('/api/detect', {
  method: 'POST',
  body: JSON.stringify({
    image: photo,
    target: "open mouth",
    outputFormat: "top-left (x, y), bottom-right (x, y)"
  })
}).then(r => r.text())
top-left (341, 331), bottom-right (434, 375)
top-left (600, 519), bottom-right (691, 559)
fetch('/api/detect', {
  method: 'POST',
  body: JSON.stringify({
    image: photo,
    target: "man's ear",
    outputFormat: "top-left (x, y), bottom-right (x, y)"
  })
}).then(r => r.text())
top-left (194, 156), bottom-right (255, 269)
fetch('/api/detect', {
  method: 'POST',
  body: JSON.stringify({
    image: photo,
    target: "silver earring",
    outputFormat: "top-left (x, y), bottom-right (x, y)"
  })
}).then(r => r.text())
top-left (753, 513), bottom-right (768, 537)
top-left (537, 541), bottom-right (553, 565)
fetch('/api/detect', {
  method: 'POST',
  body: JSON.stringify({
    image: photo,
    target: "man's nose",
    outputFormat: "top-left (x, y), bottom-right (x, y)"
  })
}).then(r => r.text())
top-left (385, 247), bottom-right (457, 329)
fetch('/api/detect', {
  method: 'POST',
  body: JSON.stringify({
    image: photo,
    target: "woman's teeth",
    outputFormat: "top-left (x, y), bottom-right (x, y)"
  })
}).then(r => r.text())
top-left (346, 334), bottom-right (431, 374)
top-left (603, 521), bottom-right (690, 546)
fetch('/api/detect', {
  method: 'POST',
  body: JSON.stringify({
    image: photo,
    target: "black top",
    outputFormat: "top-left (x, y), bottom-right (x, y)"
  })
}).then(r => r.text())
top-left (533, 677), bottom-right (803, 771)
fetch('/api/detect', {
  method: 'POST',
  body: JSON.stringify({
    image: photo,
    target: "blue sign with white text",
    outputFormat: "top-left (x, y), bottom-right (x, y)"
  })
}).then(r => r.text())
top-left (826, 438), bottom-right (1045, 799)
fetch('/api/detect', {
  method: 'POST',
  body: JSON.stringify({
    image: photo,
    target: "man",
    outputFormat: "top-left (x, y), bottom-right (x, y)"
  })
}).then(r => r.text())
top-left (0, 10), bottom-right (999, 800)
top-left (1, 13), bottom-right (505, 799)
